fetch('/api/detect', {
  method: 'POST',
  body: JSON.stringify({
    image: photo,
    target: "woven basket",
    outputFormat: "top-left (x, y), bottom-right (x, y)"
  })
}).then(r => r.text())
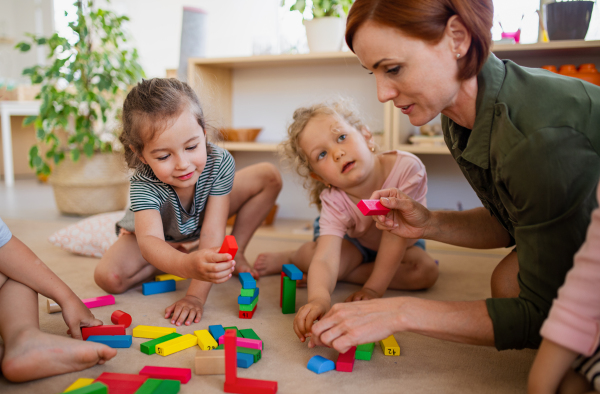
top-left (49, 153), bottom-right (130, 216)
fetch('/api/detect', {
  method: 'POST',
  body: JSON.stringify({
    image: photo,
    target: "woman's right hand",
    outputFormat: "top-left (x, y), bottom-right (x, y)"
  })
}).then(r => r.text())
top-left (294, 299), bottom-right (329, 344)
top-left (370, 188), bottom-right (434, 239)
top-left (185, 247), bottom-right (235, 283)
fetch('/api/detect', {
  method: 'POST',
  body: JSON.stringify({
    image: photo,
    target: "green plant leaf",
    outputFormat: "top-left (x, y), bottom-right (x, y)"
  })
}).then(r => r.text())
top-left (15, 42), bottom-right (31, 52)
top-left (23, 116), bottom-right (38, 126)
top-left (70, 148), bottom-right (80, 162)
top-left (83, 142), bottom-right (94, 157)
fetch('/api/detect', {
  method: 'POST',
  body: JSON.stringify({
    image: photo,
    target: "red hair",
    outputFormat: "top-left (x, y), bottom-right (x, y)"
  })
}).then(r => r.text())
top-left (345, 0), bottom-right (493, 80)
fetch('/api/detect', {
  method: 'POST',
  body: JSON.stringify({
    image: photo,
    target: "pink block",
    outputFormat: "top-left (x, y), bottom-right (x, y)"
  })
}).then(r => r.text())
top-left (83, 295), bottom-right (116, 309)
top-left (218, 336), bottom-right (263, 350)
top-left (336, 346), bottom-right (356, 372)
top-left (357, 200), bottom-right (391, 216)
top-left (139, 365), bottom-right (191, 384)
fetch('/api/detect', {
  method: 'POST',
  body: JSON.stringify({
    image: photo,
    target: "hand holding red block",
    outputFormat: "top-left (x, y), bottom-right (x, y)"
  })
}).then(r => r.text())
top-left (219, 235), bottom-right (238, 260)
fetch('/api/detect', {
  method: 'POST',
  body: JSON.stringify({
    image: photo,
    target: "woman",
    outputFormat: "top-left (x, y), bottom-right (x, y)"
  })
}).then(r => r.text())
top-left (309, 0), bottom-right (600, 357)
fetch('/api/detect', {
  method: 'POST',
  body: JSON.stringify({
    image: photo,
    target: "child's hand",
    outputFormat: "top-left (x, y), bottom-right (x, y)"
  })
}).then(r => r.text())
top-left (293, 299), bottom-right (329, 345)
top-left (62, 296), bottom-right (103, 340)
top-left (185, 247), bottom-right (235, 283)
top-left (165, 295), bottom-right (204, 326)
top-left (345, 287), bottom-right (381, 302)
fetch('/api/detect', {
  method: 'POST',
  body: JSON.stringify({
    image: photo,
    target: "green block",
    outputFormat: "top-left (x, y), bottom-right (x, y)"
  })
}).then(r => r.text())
top-left (140, 332), bottom-right (181, 355)
top-left (215, 344), bottom-right (224, 350)
top-left (153, 379), bottom-right (180, 394)
top-left (240, 288), bottom-right (256, 297)
top-left (239, 328), bottom-right (261, 341)
top-left (239, 296), bottom-right (258, 312)
top-left (356, 342), bottom-right (375, 361)
top-left (66, 382), bottom-right (108, 394)
top-left (223, 326), bottom-right (240, 337)
top-left (237, 346), bottom-right (261, 363)
top-left (282, 275), bottom-right (296, 314)
top-left (134, 379), bottom-right (162, 394)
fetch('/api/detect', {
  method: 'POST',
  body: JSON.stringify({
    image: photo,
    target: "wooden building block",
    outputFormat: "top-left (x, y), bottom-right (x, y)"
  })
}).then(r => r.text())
top-left (219, 235), bottom-right (238, 259)
top-left (239, 305), bottom-right (257, 319)
top-left (140, 333), bottom-right (181, 355)
top-left (281, 275), bottom-right (296, 314)
top-left (133, 325), bottom-right (177, 339)
top-left (280, 272), bottom-right (284, 308)
top-left (306, 355), bottom-right (335, 374)
top-left (218, 336), bottom-right (263, 350)
top-left (238, 272), bottom-right (256, 289)
top-left (195, 348), bottom-right (225, 375)
top-left (224, 378), bottom-right (278, 394)
top-left (239, 296), bottom-right (259, 312)
top-left (142, 280), bottom-right (176, 296)
top-left (87, 335), bottom-right (132, 348)
top-left (336, 346), bottom-right (356, 372)
top-left (139, 366), bottom-right (191, 383)
top-left (379, 335), bottom-right (400, 356)
top-left (238, 287), bottom-right (260, 304)
top-left (47, 294), bottom-right (116, 314)
top-left (133, 378), bottom-right (162, 394)
top-left (355, 342), bottom-right (375, 361)
top-left (216, 344), bottom-right (224, 350)
top-left (209, 324), bottom-right (225, 341)
top-left (240, 288), bottom-right (256, 297)
top-left (63, 377), bottom-right (95, 392)
top-left (357, 199), bottom-right (391, 216)
top-left (111, 310), bottom-right (132, 328)
top-left (82, 325), bottom-right (125, 340)
top-left (94, 372), bottom-right (147, 394)
top-left (195, 329), bottom-right (218, 350)
top-left (223, 326), bottom-right (240, 336)
top-left (237, 352), bottom-right (254, 368)
top-left (153, 380), bottom-right (180, 394)
top-left (64, 382), bottom-right (108, 394)
top-left (237, 347), bottom-right (261, 363)
top-left (224, 330), bottom-right (238, 385)
top-left (156, 334), bottom-right (198, 356)
top-left (155, 274), bottom-right (186, 282)
top-left (238, 329), bottom-right (261, 341)
top-left (282, 264), bottom-right (303, 280)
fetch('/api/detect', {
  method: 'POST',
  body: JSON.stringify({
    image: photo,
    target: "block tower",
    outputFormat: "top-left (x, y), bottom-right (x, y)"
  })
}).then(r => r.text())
top-left (238, 273), bottom-right (258, 319)
top-left (281, 264), bottom-right (303, 314)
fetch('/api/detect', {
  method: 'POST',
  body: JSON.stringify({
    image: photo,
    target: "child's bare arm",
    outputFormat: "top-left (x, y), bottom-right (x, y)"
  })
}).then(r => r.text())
top-left (294, 235), bottom-right (342, 341)
top-left (346, 231), bottom-right (408, 302)
top-left (528, 338), bottom-right (579, 394)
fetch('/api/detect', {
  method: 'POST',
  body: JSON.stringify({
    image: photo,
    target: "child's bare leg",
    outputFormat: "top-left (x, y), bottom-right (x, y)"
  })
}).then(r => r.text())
top-left (228, 163), bottom-right (282, 278)
top-left (94, 233), bottom-right (160, 294)
top-left (558, 368), bottom-right (593, 394)
top-left (0, 278), bottom-right (116, 382)
top-left (342, 246), bottom-right (439, 290)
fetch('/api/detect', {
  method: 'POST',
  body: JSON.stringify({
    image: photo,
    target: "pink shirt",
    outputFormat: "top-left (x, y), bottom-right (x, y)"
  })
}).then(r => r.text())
top-left (540, 181), bottom-right (600, 356)
top-left (318, 151), bottom-right (427, 251)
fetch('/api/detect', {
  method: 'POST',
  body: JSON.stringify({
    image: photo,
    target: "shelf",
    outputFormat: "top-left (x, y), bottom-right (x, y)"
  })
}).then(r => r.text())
top-left (491, 39), bottom-right (600, 57)
top-left (397, 144), bottom-right (450, 155)
top-left (219, 141), bottom-right (279, 152)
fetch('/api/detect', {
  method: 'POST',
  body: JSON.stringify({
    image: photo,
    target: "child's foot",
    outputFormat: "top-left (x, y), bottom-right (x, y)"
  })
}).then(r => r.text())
top-left (2, 328), bottom-right (117, 382)
top-left (233, 254), bottom-right (260, 280)
top-left (253, 251), bottom-right (294, 277)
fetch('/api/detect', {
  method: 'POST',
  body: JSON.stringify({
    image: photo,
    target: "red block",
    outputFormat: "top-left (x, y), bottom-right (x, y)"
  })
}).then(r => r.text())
top-left (219, 235), bottom-right (238, 259)
top-left (139, 365), bottom-right (191, 384)
top-left (239, 304), bottom-right (257, 319)
top-left (280, 272), bottom-right (284, 308)
top-left (336, 346), bottom-right (356, 372)
top-left (94, 372), bottom-right (147, 394)
top-left (82, 325), bottom-right (126, 340)
top-left (111, 310), bottom-right (132, 328)
top-left (356, 199), bottom-right (391, 216)
top-left (225, 329), bottom-right (238, 385)
top-left (224, 377), bottom-right (278, 394)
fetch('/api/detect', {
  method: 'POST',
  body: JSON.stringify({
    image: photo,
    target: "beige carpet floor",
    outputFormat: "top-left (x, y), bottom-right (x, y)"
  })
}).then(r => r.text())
top-left (0, 218), bottom-right (535, 394)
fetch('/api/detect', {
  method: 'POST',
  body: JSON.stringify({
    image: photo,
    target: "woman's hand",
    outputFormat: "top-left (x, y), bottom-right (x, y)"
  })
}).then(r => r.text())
top-left (62, 296), bottom-right (103, 340)
top-left (294, 299), bottom-right (329, 344)
top-left (345, 287), bottom-right (381, 302)
top-left (371, 188), bottom-right (435, 239)
top-left (165, 295), bottom-right (205, 326)
top-left (185, 247), bottom-right (235, 283)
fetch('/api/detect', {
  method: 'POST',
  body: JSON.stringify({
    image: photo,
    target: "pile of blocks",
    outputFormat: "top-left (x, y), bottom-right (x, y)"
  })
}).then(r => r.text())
top-left (82, 309), bottom-right (133, 348)
top-left (195, 324), bottom-right (264, 372)
top-left (280, 264), bottom-right (303, 314)
top-left (238, 273), bottom-right (258, 319)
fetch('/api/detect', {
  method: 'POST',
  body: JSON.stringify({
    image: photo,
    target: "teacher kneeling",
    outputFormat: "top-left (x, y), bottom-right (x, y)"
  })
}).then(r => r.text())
top-left (310, 0), bottom-right (600, 352)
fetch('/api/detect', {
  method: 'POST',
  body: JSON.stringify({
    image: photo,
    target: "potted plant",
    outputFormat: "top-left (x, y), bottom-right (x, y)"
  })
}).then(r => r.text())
top-left (283, 0), bottom-right (354, 52)
top-left (15, 0), bottom-right (144, 215)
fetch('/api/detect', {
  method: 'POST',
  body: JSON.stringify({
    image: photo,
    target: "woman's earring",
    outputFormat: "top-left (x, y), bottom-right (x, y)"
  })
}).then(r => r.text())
top-left (371, 146), bottom-right (375, 152)
top-left (456, 53), bottom-right (461, 59)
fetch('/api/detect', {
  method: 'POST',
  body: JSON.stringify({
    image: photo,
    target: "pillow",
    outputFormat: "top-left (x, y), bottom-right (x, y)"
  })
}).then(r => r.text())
top-left (49, 211), bottom-right (125, 258)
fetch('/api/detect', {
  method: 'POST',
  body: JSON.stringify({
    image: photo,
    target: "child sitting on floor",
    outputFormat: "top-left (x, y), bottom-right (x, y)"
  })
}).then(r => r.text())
top-left (253, 100), bottom-right (439, 342)
top-left (0, 217), bottom-right (116, 382)
top-left (94, 78), bottom-right (281, 326)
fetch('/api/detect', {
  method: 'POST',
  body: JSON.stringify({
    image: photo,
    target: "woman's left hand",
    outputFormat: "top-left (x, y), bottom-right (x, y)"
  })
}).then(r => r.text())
top-left (345, 287), bottom-right (381, 302)
top-left (309, 298), bottom-right (402, 353)
top-left (165, 295), bottom-right (204, 326)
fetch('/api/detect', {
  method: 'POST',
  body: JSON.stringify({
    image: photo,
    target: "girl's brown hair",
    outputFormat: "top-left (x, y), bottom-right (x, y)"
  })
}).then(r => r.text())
top-left (120, 78), bottom-right (211, 169)
top-left (279, 100), bottom-right (370, 210)
top-left (345, 0), bottom-right (493, 80)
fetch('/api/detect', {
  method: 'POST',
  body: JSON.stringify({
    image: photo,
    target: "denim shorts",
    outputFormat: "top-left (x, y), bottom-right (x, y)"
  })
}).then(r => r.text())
top-left (312, 216), bottom-right (426, 264)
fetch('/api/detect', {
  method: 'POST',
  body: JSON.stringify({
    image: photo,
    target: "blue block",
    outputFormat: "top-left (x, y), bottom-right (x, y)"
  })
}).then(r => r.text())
top-left (237, 287), bottom-right (260, 305)
top-left (87, 335), bottom-right (132, 348)
top-left (209, 324), bottom-right (225, 342)
top-left (237, 352), bottom-right (254, 368)
top-left (238, 272), bottom-right (256, 289)
top-left (282, 264), bottom-right (303, 280)
top-left (143, 279), bottom-right (176, 295)
top-left (307, 355), bottom-right (335, 374)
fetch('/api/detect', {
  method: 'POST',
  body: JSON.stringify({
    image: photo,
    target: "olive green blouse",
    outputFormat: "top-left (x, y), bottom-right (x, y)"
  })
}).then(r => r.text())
top-left (442, 54), bottom-right (600, 350)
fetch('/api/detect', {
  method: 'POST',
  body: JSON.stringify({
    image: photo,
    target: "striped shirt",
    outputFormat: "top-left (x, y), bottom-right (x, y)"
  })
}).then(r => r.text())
top-left (116, 143), bottom-right (235, 243)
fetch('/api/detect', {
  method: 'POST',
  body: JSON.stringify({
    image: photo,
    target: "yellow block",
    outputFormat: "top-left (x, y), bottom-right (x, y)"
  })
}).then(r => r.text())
top-left (157, 334), bottom-right (198, 356)
top-left (379, 335), bottom-right (400, 356)
top-left (132, 325), bottom-right (177, 339)
top-left (194, 329), bottom-right (218, 350)
top-left (155, 274), bottom-right (187, 282)
top-left (63, 377), bottom-right (95, 392)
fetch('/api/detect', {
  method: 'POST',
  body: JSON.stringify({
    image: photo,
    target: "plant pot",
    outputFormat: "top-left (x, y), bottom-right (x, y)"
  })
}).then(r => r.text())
top-left (545, 1), bottom-right (594, 41)
top-left (49, 153), bottom-right (130, 215)
top-left (304, 17), bottom-right (345, 52)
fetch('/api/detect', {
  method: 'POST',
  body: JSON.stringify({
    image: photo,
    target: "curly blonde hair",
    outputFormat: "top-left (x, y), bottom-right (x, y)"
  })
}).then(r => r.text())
top-left (279, 100), bottom-right (371, 210)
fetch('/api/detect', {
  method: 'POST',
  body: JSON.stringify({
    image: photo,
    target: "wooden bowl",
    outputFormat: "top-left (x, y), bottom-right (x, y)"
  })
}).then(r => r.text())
top-left (220, 128), bottom-right (262, 142)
